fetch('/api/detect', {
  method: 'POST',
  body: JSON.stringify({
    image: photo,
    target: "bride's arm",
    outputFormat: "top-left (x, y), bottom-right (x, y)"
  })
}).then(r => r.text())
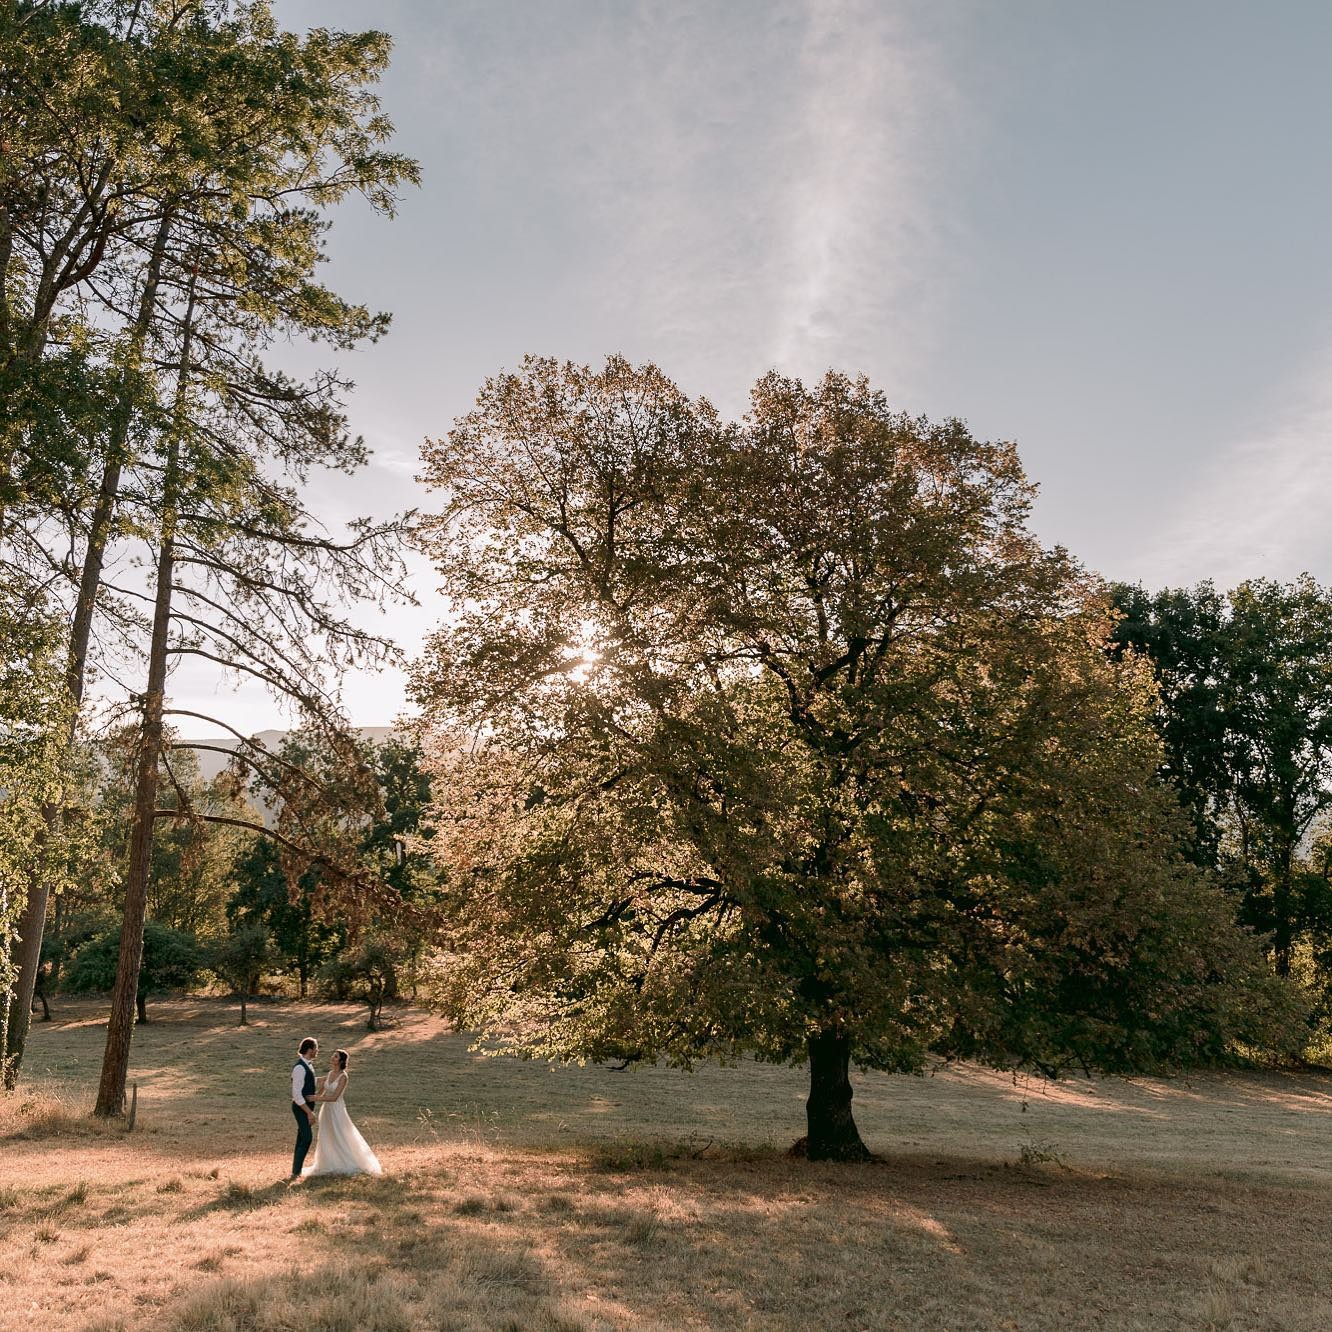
top-left (314, 1074), bottom-right (347, 1103)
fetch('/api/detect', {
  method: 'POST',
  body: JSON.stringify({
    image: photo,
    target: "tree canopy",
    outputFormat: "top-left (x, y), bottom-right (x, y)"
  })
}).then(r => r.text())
top-left (1112, 576), bottom-right (1332, 1013)
top-left (0, 0), bottom-right (420, 1107)
top-left (413, 357), bottom-right (1297, 1159)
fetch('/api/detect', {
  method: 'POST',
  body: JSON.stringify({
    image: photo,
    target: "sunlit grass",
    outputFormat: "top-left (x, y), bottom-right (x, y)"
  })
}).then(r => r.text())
top-left (6, 997), bottom-right (1332, 1329)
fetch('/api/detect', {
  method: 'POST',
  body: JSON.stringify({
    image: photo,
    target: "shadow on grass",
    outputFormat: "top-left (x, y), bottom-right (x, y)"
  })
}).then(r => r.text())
top-left (119, 1146), bottom-right (1315, 1332)
top-left (22, 996), bottom-right (1332, 1199)
top-left (180, 1178), bottom-right (296, 1220)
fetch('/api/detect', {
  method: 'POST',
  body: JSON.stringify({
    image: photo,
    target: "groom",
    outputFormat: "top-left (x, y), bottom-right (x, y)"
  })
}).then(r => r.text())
top-left (289, 1036), bottom-right (319, 1183)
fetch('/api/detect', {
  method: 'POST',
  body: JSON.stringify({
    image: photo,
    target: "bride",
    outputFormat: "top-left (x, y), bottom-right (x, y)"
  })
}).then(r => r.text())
top-left (302, 1049), bottom-right (382, 1178)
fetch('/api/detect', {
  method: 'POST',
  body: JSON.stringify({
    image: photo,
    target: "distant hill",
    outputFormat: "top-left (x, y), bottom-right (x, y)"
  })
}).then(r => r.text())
top-left (186, 727), bottom-right (397, 783)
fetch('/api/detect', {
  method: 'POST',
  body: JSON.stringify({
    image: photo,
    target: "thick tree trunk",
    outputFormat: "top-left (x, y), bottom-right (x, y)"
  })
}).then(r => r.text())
top-left (135, 992), bottom-right (147, 1025)
top-left (804, 1031), bottom-right (872, 1162)
top-left (4, 216), bottom-right (173, 1090)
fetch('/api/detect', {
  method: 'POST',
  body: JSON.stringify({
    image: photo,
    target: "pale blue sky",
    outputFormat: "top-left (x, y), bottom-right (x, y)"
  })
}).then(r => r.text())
top-left (181, 0), bottom-right (1332, 729)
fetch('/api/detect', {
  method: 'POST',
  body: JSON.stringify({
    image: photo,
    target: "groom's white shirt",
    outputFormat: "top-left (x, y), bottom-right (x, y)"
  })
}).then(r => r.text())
top-left (292, 1057), bottom-right (312, 1107)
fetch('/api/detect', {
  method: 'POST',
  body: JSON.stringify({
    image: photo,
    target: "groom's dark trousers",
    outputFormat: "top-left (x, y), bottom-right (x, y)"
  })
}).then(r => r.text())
top-left (292, 1103), bottom-right (313, 1176)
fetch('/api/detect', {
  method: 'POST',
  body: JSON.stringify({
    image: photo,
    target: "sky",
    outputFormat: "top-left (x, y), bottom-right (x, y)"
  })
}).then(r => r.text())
top-left (175, 0), bottom-right (1332, 732)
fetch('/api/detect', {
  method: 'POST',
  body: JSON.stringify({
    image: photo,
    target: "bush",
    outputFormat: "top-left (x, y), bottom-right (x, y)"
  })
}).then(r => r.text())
top-left (64, 919), bottom-right (200, 1021)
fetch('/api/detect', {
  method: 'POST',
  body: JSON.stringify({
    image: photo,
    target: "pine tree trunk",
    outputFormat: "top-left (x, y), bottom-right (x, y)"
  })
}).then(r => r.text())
top-left (5, 216), bottom-right (172, 1091)
top-left (94, 535), bottom-right (172, 1116)
top-left (93, 267), bottom-right (192, 1118)
top-left (93, 500), bottom-right (174, 1114)
top-left (804, 1031), bottom-right (872, 1162)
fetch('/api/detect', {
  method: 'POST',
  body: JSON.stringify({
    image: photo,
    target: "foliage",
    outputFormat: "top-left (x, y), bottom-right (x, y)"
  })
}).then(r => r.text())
top-left (226, 733), bottom-right (438, 996)
top-left (64, 919), bottom-right (201, 1022)
top-left (1108, 582), bottom-right (1233, 864)
top-left (92, 731), bottom-right (255, 937)
top-left (206, 923), bottom-right (277, 1026)
top-left (1111, 577), bottom-right (1332, 980)
top-left (363, 739), bottom-right (437, 902)
top-left (360, 738), bottom-right (441, 997)
top-left (227, 836), bottom-right (342, 998)
top-left (320, 933), bottom-right (402, 1031)
top-left (0, 591), bottom-right (72, 1079)
top-left (44, 907), bottom-right (118, 981)
top-left (414, 357), bottom-right (1300, 1157)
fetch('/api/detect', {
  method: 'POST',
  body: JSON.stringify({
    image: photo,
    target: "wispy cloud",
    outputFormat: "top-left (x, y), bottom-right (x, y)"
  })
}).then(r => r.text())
top-left (769, 0), bottom-right (962, 386)
top-left (423, 0), bottom-right (964, 411)
top-left (1140, 346), bottom-right (1332, 588)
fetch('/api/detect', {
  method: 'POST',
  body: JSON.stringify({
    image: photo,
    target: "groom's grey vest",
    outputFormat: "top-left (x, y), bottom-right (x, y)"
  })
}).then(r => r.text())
top-left (295, 1059), bottom-right (315, 1106)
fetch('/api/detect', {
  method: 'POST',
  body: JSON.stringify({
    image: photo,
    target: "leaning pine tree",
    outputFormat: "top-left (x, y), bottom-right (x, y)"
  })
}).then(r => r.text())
top-left (413, 357), bottom-right (1300, 1161)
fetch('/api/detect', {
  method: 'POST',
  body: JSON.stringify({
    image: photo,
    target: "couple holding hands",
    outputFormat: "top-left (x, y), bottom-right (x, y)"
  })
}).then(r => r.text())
top-left (289, 1035), bottom-right (383, 1182)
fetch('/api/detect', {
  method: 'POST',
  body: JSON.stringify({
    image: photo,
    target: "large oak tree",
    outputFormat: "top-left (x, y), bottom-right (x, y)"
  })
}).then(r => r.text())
top-left (414, 358), bottom-right (1296, 1160)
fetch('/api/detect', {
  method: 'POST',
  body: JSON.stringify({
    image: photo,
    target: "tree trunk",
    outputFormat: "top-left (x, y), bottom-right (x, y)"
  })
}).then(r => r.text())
top-left (94, 514), bottom-right (174, 1114)
top-left (93, 268), bottom-right (192, 1119)
top-left (239, 992), bottom-right (248, 1026)
top-left (804, 1031), bottom-right (872, 1162)
top-left (135, 992), bottom-right (147, 1025)
top-left (93, 520), bottom-right (174, 1111)
top-left (1273, 838), bottom-right (1296, 978)
top-left (2, 858), bottom-right (49, 1089)
top-left (4, 216), bottom-right (172, 1091)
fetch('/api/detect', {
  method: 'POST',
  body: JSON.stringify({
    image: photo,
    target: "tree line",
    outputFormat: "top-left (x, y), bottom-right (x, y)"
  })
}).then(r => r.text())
top-left (30, 729), bottom-right (435, 1031)
top-left (4, 1), bottom-right (1331, 1164)
top-left (0, 0), bottom-right (417, 1112)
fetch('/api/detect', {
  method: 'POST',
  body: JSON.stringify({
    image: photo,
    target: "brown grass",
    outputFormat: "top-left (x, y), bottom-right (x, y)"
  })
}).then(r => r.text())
top-left (5, 997), bottom-right (1332, 1330)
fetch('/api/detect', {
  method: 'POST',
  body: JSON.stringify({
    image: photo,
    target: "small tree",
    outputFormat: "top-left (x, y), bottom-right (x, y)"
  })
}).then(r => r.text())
top-left (207, 924), bottom-right (277, 1026)
top-left (227, 838), bottom-right (342, 998)
top-left (65, 920), bottom-right (199, 1024)
top-left (321, 934), bottom-right (400, 1031)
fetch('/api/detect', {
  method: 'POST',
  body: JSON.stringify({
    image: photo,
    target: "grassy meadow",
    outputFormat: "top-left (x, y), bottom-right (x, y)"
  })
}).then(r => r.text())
top-left (4, 999), bottom-right (1332, 1330)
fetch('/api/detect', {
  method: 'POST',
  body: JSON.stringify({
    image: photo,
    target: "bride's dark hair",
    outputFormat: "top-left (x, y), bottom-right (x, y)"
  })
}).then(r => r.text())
top-left (334, 1049), bottom-right (349, 1070)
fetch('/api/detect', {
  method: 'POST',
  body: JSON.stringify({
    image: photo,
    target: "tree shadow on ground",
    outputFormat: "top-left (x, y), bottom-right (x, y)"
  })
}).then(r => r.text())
top-left (101, 1147), bottom-right (1332, 1332)
top-left (179, 1177), bottom-right (294, 1221)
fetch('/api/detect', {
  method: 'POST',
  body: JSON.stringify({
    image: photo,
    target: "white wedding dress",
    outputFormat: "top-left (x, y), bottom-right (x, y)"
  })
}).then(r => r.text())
top-left (302, 1072), bottom-right (382, 1177)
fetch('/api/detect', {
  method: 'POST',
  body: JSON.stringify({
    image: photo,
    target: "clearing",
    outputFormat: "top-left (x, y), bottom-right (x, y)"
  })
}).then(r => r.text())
top-left (4, 998), bottom-right (1332, 1330)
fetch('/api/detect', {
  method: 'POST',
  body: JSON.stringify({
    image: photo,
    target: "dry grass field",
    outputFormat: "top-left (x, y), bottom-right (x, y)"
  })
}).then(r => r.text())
top-left (5, 999), bottom-right (1332, 1331)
